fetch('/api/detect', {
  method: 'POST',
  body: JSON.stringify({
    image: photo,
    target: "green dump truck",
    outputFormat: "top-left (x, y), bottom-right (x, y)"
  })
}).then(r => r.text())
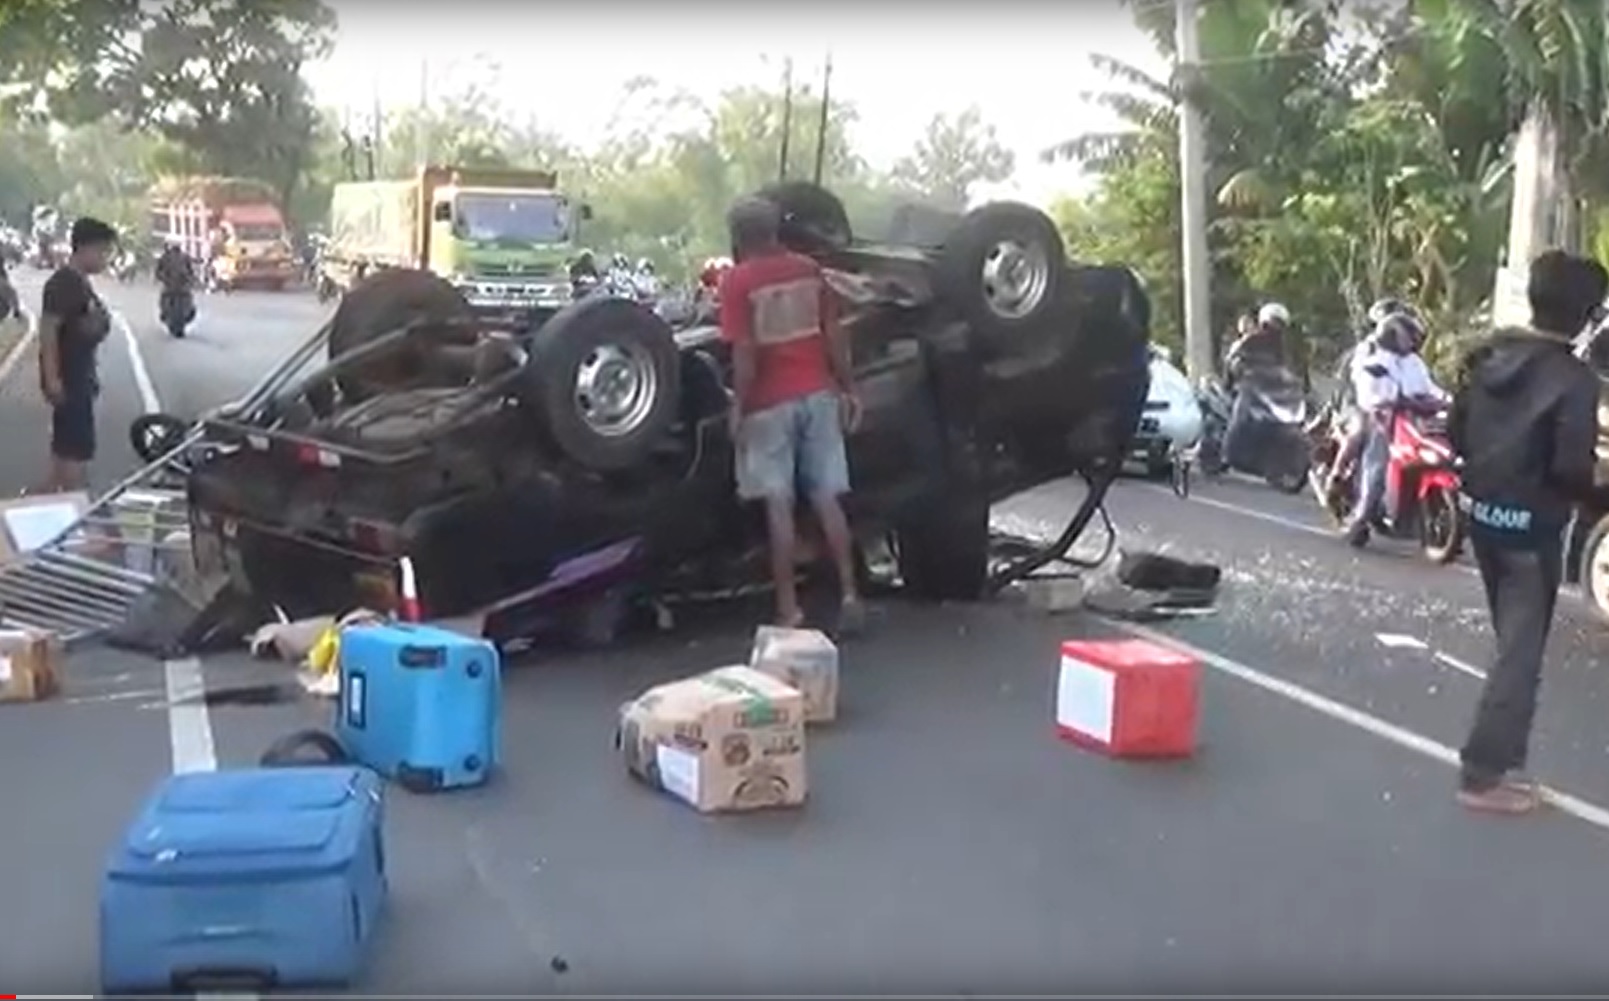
top-left (326, 164), bottom-right (590, 327)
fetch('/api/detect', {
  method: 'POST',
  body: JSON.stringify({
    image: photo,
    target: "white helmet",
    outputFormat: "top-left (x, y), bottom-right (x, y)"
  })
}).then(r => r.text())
top-left (1257, 302), bottom-right (1291, 326)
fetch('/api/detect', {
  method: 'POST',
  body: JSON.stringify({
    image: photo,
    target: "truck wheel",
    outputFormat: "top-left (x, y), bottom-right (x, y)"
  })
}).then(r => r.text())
top-left (521, 297), bottom-right (681, 473)
top-left (937, 202), bottom-right (1064, 355)
top-left (757, 181), bottom-right (853, 256)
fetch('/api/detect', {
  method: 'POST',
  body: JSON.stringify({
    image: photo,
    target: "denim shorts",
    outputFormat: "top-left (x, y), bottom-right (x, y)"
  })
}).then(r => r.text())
top-left (736, 390), bottom-right (850, 502)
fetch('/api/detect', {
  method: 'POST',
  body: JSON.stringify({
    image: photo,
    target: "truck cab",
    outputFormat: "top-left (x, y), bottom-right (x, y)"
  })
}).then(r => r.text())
top-left (419, 167), bottom-right (591, 330)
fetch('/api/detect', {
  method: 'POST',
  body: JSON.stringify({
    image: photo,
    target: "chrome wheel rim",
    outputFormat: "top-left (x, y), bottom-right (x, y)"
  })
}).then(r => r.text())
top-left (573, 342), bottom-right (657, 437)
top-left (980, 238), bottom-right (1050, 320)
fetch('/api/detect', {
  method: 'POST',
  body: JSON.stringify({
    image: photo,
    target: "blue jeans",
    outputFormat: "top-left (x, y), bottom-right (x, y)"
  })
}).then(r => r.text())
top-left (1350, 414), bottom-right (1389, 527)
top-left (736, 390), bottom-right (850, 502)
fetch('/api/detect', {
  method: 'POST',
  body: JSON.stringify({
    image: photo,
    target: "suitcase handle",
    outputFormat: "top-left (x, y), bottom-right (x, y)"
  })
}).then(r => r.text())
top-left (171, 965), bottom-right (278, 991)
top-left (260, 728), bottom-right (351, 767)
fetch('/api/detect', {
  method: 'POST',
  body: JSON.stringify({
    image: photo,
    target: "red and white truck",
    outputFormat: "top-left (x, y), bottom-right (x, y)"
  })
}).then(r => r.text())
top-left (147, 176), bottom-right (298, 291)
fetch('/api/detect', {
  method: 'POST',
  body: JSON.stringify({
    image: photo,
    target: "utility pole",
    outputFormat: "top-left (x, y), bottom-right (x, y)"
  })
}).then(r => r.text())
top-left (778, 57), bottom-right (794, 182)
top-left (812, 53), bottom-right (833, 184)
top-left (414, 57), bottom-right (429, 170)
top-left (1176, 0), bottom-right (1214, 381)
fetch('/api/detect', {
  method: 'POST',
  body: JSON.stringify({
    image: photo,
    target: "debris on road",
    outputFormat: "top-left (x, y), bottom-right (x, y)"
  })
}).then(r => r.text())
top-left (1080, 549), bottom-right (1222, 622)
top-left (0, 490), bottom-right (88, 563)
top-left (1055, 638), bottom-right (1201, 758)
top-left (748, 625), bottom-right (839, 724)
top-left (617, 665), bottom-right (807, 813)
top-left (0, 627), bottom-right (62, 703)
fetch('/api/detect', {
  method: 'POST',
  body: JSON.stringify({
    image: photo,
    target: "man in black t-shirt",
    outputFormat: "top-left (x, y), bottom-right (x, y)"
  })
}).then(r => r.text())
top-left (37, 217), bottom-right (116, 491)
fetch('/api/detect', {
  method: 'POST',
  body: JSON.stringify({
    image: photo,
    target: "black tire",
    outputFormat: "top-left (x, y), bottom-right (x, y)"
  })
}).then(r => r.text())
top-left (328, 268), bottom-right (475, 397)
top-left (1144, 448), bottom-right (1172, 480)
top-left (328, 267), bottom-right (473, 359)
top-left (521, 296), bottom-right (681, 473)
top-left (894, 482), bottom-right (990, 602)
top-left (129, 413), bottom-right (192, 463)
top-left (1581, 515), bottom-right (1609, 624)
top-left (936, 202), bottom-right (1064, 354)
top-left (1417, 485), bottom-right (1464, 565)
top-left (756, 181), bottom-right (853, 256)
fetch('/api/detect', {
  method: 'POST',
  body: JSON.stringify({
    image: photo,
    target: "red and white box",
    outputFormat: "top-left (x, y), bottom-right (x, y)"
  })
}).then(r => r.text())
top-left (1055, 638), bottom-right (1201, 758)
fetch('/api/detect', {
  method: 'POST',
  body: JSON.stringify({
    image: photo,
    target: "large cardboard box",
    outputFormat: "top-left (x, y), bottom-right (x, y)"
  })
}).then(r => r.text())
top-left (748, 625), bottom-right (839, 723)
top-left (0, 628), bottom-right (62, 703)
top-left (617, 665), bottom-right (807, 813)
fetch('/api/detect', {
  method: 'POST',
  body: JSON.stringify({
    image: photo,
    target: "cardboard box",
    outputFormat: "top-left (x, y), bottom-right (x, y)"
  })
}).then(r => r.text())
top-left (617, 665), bottom-right (807, 813)
top-left (748, 625), bottom-right (839, 723)
top-left (1056, 638), bottom-right (1200, 758)
top-left (0, 628), bottom-right (62, 703)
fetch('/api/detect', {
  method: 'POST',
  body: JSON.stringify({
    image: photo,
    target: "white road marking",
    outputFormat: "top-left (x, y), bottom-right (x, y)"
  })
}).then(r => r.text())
top-left (163, 655), bottom-right (217, 774)
top-left (0, 307), bottom-right (37, 385)
top-left (120, 320), bottom-right (223, 781)
top-left (1432, 650), bottom-right (1487, 681)
top-left (1118, 622), bottom-right (1609, 832)
top-left (1375, 633), bottom-right (1428, 650)
top-left (1144, 481), bottom-right (1597, 604)
top-left (114, 309), bottom-right (161, 414)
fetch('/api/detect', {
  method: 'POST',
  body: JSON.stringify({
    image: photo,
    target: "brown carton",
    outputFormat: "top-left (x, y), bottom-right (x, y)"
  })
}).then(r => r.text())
top-left (0, 629), bottom-right (62, 703)
top-left (617, 665), bottom-right (807, 813)
top-left (748, 625), bottom-right (839, 723)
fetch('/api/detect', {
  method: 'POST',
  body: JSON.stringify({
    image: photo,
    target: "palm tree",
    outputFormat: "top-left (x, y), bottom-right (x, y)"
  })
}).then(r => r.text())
top-left (1045, 0), bottom-right (1347, 213)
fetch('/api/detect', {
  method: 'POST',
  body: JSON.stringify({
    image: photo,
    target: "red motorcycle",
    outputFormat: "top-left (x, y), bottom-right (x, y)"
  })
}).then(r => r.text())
top-left (1309, 401), bottom-right (1465, 564)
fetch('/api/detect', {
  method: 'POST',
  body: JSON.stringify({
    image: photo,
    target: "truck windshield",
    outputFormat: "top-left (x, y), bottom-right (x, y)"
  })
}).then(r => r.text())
top-left (231, 223), bottom-right (283, 242)
top-left (455, 194), bottom-right (569, 245)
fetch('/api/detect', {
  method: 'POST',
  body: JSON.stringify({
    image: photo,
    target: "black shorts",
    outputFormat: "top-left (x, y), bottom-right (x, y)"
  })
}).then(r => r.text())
top-left (50, 393), bottom-right (96, 462)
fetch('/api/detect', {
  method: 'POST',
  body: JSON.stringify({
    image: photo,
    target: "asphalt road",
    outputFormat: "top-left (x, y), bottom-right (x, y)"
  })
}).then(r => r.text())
top-left (5, 273), bottom-right (1609, 992)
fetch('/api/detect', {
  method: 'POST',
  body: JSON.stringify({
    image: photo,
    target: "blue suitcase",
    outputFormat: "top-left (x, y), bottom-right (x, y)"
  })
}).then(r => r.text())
top-left (99, 766), bottom-right (386, 994)
top-left (337, 622), bottom-right (501, 792)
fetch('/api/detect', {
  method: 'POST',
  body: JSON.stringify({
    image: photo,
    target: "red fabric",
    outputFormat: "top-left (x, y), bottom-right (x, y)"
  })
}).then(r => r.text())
top-left (718, 249), bottom-right (837, 413)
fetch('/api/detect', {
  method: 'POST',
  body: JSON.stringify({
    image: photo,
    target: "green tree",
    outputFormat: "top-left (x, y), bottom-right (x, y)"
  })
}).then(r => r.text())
top-left (24, 0), bottom-right (335, 209)
top-left (891, 107), bottom-right (1015, 210)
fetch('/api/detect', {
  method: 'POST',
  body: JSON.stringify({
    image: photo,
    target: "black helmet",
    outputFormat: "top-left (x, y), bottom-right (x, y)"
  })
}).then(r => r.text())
top-left (1377, 312), bottom-right (1425, 353)
top-left (1366, 297), bottom-right (1410, 326)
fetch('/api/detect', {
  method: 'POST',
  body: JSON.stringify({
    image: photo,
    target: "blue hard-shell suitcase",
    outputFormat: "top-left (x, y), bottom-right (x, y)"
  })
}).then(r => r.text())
top-left (99, 766), bottom-right (386, 994)
top-left (337, 621), bottom-right (501, 792)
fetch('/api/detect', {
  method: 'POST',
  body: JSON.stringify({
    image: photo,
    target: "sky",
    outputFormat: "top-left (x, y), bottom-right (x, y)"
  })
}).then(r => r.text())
top-left (303, 2), bottom-right (1171, 206)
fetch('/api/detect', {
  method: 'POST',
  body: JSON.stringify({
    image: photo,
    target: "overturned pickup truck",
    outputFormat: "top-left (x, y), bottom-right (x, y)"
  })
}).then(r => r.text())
top-left (149, 184), bottom-right (1152, 645)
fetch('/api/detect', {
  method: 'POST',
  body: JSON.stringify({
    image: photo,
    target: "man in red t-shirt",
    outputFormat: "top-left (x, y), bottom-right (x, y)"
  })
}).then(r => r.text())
top-left (719, 197), bottom-right (864, 632)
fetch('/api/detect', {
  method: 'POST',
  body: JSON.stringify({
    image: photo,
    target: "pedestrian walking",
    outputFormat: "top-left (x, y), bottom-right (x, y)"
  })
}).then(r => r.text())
top-left (718, 196), bottom-right (865, 633)
top-left (36, 217), bottom-right (117, 493)
top-left (1448, 250), bottom-right (1609, 814)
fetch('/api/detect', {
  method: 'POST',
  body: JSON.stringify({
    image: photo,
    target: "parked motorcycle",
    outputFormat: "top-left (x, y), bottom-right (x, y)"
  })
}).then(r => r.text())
top-left (1196, 370), bottom-right (1310, 493)
top-left (159, 287), bottom-right (196, 339)
top-left (1309, 401), bottom-right (1464, 563)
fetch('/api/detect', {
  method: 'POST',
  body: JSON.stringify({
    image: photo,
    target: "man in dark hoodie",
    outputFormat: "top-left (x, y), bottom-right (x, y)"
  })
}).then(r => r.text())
top-left (1449, 250), bottom-right (1609, 814)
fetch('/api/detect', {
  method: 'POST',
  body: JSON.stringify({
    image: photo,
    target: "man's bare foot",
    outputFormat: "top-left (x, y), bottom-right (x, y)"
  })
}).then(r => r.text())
top-left (1457, 783), bottom-right (1540, 815)
top-left (774, 608), bottom-right (806, 629)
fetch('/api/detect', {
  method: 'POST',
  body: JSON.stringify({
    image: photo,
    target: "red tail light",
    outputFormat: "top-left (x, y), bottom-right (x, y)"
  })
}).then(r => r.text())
top-left (293, 443), bottom-right (341, 468)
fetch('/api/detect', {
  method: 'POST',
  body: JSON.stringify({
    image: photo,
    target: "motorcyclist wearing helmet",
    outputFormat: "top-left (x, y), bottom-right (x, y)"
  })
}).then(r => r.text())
top-left (1322, 298), bottom-right (1416, 498)
top-left (154, 241), bottom-right (196, 292)
top-left (569, 248), bottom-right (600, 290)
top-left (1342, 310), bottom-right (1445, 544)
top-left (632, 256), bottom-right (660, 302)
top-left (605, 252), bottom-right (633, 297)
top-left (1221, 302), bottom-right (1303, 465)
